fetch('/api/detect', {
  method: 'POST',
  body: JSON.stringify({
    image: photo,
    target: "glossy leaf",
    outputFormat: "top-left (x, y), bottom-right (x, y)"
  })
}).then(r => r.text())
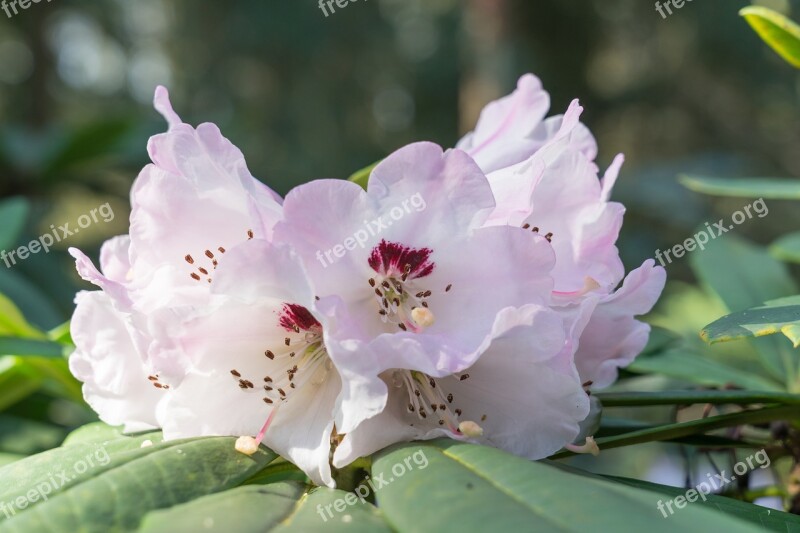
top-left (689, 234), bottom-right (796, 383)
top-left (701, 295), bottom-right (800, 347)
top-left (627, 348), bottom-right (784, 391)
top-left (139, 481), bottom-right (392, 532)
top-left (741, 6), bottom-right (800, 68)
top-left (373, 441), bottom-right (761, 532)
top-left (770, 231), bottom-right (800, 263)
top-left (0, 434), bottom-right (277, 532)
top-left (680, 175), bottom-right (800, 199)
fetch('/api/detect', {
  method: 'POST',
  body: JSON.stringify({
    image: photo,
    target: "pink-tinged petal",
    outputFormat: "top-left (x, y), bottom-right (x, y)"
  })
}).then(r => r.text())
top-left (573, 260), bottom-right (667, 389)
top-left (99, 235), bottom-right (132, 284)
top-left (601, 153), bottom-right (625, 201)
top-left (69, 291), bottom-right (165, 432)
top-left (323, 226), bottom-right (555, 381)
top-left (456, 74), bottom-right (551, 173)
top-left (69, 248), bottom-right (132, 309)
top-left (334, 305), bottom-right (589, 466)
top-left (367, 142), bottom-right (496, 232)
top-left (127, 87), bottom-right (283, 309)
top-left (262, 374), bottom-right (341, 487)
top-left (490, 145), bottom-right (626, 293)
top-left (529, 114), bottom-right (598, 163)
top-left (153, 85), bottom-right (182, 130)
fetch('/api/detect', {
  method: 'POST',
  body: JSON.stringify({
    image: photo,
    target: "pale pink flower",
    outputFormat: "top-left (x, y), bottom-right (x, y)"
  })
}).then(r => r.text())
top-left (275, 141), bottom-right (562, 446)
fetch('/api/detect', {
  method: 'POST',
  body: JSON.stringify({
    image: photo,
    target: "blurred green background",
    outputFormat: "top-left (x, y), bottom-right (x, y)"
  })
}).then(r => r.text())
top-left (1, 0), bottom-right (799, 499)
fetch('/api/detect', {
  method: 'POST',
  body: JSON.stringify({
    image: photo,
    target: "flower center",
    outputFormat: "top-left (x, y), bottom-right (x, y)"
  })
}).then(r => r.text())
top-left (367, 239), bottom-right (451, 332)
top-left (228, 303), bottom-right (331, 407)
top-left (392, 370), bottom-right (483, 436)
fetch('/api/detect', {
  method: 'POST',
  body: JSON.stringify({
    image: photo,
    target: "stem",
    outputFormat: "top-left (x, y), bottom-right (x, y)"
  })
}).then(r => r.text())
top-left (595, 390), bottom-right (800, 407)
top-left (551, 404), bottom-right (800, 459)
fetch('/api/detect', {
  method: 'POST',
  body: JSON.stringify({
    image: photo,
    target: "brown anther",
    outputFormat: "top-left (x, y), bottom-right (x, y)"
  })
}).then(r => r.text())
top-left (148, 375), bottom-right (158, 381)
top-left (460, 374), bottom-right (470, 381)
top-left (263, 398), bottom-right (273, 404)
top-left (445, 285), bottom-right (452, 293)
top-left (247, 230), bottom-right (254, 239)
top-left (190, 273), bottom-right (201, 281)
top-left (185, 255), bottom-right (195, 264)
top-left (230, 370), bottom-right (241, 378)
top-left (522, 223), bottom-right (530, 229)
top-left (455, 408), bottom-right (462, 416)
top-left (429, 377), bottom-right (436, 388)
top-left (265, 350), bottom-right (275, 360)
top-left (447, 393), bottom-right (453, 403)
top-left (369, 278), bottom-right (376, 287)
top-left (218, 246), bottom-right (226, 253)
top-left (398, 323), bottom-right (408, 331)
top-left (198, 267), bottom-right (209, 275)
top-left (545, 232), bottom-right (553, 242)
top-left (284, 338), bottom-right (291, 346)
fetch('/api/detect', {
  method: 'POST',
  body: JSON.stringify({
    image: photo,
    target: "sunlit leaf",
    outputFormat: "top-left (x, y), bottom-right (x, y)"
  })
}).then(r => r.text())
top-left (680, 175), bottom-right (800, 199)
top-left (741, 6), bottom-right (800, 68)
top-left (701, 295), bottom-right (800, 347)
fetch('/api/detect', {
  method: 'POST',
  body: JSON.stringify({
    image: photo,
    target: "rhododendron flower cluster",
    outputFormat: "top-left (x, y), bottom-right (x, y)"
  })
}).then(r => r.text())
top-left (68, 75), bottom-right (666, 487)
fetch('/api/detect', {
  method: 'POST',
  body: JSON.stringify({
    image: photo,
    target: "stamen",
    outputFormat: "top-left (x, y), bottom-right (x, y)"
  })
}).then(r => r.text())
top-left (411, 307), bottom-right (435, 328)
top-left (458, 421), bottom-right (484, 438)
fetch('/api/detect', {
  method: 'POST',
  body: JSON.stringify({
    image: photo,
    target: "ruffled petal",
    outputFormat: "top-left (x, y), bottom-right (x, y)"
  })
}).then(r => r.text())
top-left (573, 260), bottom-right (667, 389)
top-left (69, 291), bottom-right (165, 432)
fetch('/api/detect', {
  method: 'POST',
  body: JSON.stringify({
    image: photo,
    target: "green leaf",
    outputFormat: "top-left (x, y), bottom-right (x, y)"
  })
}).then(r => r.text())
top-left (61, 422), bottom-right (125, 447)
top-left (0, 434), bottom-right (277, 532)
top-left (0, 197), bottom-right (29, 251)
top-left (42, 118), bottom-right (133, 181)
top-left (0, 357), bottom-right (42, 411)
top-left (347, 160), bottom-right (380, 189)
top-left (627, 348), bottom-right (784, 391)
top-left (770, 231), bottom-right (800, 263)
top-left (552, 405), bottom-right (799, 459)
top-left (741, 6), bottom-right (800, 68)
top-left (596, 389), bottom-right (800, 408)
top-left (139, 481), bottom-right (392, 532)
top-left (373, 441), bottom-right (762, 532)
top-left (0, 415), bottom-right (67, 455)
top-left (702, 295), bottom-right (800, 348)
top-left (690, 234), bottom-right (797, 383)
top-left (0, 293), bottom-right (44, 339)
top-left (0, 270), bottom-right (63, 331)
top-left (0, 337), bottom-right (67, 358)
top-left (604, 474), bottom-right (800, 531)
top-left (680, 175), bottom-right (800, 199)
